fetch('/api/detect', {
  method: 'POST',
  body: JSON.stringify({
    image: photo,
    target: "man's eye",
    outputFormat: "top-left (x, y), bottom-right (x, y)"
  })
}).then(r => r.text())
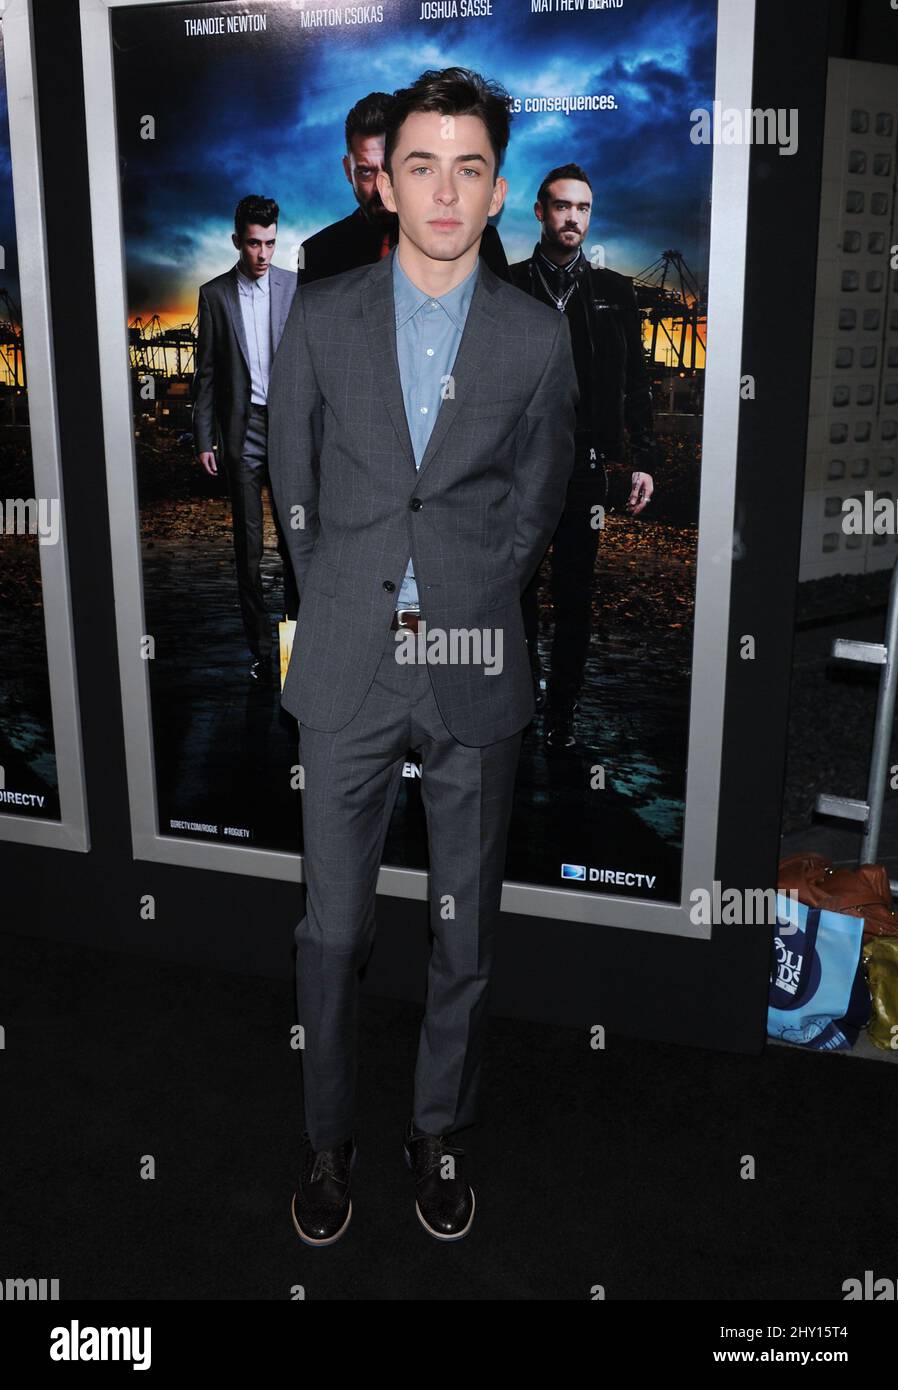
top-left (411, 166), bottom-right (431, 175)
top-left (459, 168), bottom-right (479, 177)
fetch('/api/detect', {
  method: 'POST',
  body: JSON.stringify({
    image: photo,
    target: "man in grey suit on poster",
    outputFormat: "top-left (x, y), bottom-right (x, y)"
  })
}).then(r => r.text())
top-left (192, 195), bottom-right (299, 681)
top-left (268, 69), bottom-right (578, 1245)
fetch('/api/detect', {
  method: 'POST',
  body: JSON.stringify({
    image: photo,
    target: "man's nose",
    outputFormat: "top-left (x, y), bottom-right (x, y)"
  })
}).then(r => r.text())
top-left (434, 176), bottom-right (458, 203)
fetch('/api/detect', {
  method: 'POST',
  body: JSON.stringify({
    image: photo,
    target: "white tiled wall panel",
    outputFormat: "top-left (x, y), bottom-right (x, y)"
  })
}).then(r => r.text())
top-left (801, 58), bottom-right (898, 580)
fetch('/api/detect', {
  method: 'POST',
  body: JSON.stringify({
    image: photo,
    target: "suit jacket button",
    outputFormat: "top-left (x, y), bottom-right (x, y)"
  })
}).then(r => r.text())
top-left (409, 498), bottom-right (423, 510)
top-left (383, 580), bottom-right (395, 592)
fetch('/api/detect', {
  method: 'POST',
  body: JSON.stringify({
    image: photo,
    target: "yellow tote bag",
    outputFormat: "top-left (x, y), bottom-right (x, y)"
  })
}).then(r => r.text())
top-left (278, 618), bottom-right (295, 692)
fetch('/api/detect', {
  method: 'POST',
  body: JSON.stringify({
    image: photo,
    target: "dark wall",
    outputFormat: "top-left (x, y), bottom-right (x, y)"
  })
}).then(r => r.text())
top-left (3, 0), bottom-right (829, 1053)
top-left (829, 0), bottom-right (898, 63)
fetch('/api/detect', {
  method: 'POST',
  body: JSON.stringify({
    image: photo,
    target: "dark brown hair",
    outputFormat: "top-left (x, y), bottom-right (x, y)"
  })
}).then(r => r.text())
top-left (234, 195), bottom-right (279, 239)
top-left (536, 164), bottom-right (593, 210)
top-left (383, 67), bottom-right (513, 181)
top-left (345, 91), bottom-right (396, 151)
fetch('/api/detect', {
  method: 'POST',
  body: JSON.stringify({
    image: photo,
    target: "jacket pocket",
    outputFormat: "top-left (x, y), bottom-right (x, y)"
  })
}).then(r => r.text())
top-left (303, 555), bottom-right (337, 598)
top-left (483, 569), bottom-right (522, 610)
top-left (460, 394), bottom-right (526, 420)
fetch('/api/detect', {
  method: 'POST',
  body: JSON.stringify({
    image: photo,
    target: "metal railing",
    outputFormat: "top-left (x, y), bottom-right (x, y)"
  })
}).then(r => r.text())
top-left (815, 561), bottom-right (898, 895)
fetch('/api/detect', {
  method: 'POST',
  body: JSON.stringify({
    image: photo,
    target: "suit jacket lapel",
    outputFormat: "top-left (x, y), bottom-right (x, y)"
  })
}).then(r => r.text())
top-left (269, 266), bottom-right (289, 351)
top-left (224, 265), bottom-right (251, 374)
top-left (362, 253), bottom-right (416, 472)
top-left (268, 267), bottom-right (281, 352)
top-left (362, 249), bottom-right (501, 484)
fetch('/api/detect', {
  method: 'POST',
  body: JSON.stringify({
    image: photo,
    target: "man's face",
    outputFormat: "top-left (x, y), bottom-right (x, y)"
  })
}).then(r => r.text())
top-left (231, 222), bottom-right (276, 276)
top-left (376, 110), bottom-right (506, 264)
top-left (535, 179), bottom-right (592, 253)
top-left (343, 132), bottom-right (392, 222)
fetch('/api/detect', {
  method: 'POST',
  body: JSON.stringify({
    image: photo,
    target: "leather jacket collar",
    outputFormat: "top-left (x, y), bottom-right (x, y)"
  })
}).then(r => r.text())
top-left (534, 241), bottom-right (585, 299)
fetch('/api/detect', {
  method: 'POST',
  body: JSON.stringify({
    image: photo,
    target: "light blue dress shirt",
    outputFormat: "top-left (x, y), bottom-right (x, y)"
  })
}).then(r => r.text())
top-left (392, 246), bottom-right (479, 610)
top-left (235, 262), bottom-right (272, 406)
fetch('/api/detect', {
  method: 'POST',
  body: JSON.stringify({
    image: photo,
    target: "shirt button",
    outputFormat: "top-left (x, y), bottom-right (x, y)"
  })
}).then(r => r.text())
top-left (426, 348), bottom-right (434, 356)
top-left (420, 406), bottom-right (428, 415)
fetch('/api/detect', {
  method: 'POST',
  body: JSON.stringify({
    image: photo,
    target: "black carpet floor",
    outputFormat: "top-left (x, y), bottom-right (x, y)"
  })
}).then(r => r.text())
top-left (2, 927), bottom-right (894, 1302)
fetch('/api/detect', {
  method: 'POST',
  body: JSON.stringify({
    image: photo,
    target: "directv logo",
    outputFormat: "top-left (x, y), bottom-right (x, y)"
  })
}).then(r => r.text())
top-left (561, 863), bottom-right (658, 889)
top-left (561, 863), bottom-right (586, 880)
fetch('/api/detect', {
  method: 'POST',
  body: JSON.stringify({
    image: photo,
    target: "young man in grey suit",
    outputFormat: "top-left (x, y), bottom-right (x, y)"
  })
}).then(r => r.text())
top-left (268, 69), bottom-right (578, 1245)
top-left (191, 195), bottom-right (299, 682)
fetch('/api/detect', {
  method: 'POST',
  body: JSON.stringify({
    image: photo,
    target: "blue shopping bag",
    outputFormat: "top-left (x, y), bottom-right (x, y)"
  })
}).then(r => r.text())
top-left (768, 892), bottom-right (870, 1050)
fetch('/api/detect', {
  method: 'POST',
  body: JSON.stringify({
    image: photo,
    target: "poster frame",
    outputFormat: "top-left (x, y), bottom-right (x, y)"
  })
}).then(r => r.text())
top-left (79, 0), bottom-right (757, 936)
top-left (0, 0), bottom-right (90, 853)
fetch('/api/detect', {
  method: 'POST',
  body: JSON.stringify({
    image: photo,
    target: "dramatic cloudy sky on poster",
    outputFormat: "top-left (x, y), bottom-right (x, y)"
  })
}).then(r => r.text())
top-left (112, 0), bottom-right (717, 319)
top-left (0, 26), bottom-right (21, 338)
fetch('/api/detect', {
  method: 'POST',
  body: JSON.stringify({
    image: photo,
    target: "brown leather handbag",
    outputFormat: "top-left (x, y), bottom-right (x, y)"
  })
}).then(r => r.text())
top-left (777, 853), bottom-right (898, 939)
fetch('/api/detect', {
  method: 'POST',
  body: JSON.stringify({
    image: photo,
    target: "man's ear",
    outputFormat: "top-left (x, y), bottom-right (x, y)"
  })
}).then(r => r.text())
top-left (377, 168), bottom-right (397, 214)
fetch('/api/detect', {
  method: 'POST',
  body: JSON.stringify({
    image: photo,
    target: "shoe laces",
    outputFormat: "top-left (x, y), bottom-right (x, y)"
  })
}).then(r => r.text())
top-left (409, 1129), bottom-right (464, 1178)
top-left (301, 1132), bottom-right (349, 1184)
top-left (310, 1149), bottom-right (343, 1182)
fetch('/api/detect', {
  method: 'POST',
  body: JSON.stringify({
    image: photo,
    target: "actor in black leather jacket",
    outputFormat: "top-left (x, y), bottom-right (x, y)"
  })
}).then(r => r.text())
top-left (510, 162), bottom-right (656, 747)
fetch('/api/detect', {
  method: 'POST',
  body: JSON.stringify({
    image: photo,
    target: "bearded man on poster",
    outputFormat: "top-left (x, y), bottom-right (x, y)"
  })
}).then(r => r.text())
top-left (510, 166), bottom-right (656, 749)
top-left (268, 67), bottom-right (578, 1245)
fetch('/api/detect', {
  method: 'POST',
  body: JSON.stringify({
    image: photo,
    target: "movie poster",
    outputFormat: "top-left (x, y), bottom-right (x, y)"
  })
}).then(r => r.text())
top-left (109, 0), bottom-right (717, 903)
top-left (0, 16), bottom-right (62, 826)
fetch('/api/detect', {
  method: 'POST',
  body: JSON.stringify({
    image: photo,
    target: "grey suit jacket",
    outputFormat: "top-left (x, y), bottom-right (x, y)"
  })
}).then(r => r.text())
top-left (267, 250), bottom-right (578, 746)
top-left (191, 263), bottom-right (297, 466)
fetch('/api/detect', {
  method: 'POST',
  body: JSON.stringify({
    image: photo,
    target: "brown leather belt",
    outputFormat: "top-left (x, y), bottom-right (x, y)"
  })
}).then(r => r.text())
top-left (390, 608), bottom-right (422, 633)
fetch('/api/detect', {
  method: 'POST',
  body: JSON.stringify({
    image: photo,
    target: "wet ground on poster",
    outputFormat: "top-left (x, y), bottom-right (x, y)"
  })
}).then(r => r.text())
top-left (142, 490), bottom-right (692, 903)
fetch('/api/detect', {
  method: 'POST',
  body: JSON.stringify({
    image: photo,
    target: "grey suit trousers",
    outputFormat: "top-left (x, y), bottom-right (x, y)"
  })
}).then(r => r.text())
top-left (295, 624), bottom-right (524, 1149)
top-left (225, 403), bottom-right (298, 660)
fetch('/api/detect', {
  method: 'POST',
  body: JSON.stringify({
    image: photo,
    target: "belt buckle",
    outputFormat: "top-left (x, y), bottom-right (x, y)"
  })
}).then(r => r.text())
top-left (396, 607), bottom-right (419, 628)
